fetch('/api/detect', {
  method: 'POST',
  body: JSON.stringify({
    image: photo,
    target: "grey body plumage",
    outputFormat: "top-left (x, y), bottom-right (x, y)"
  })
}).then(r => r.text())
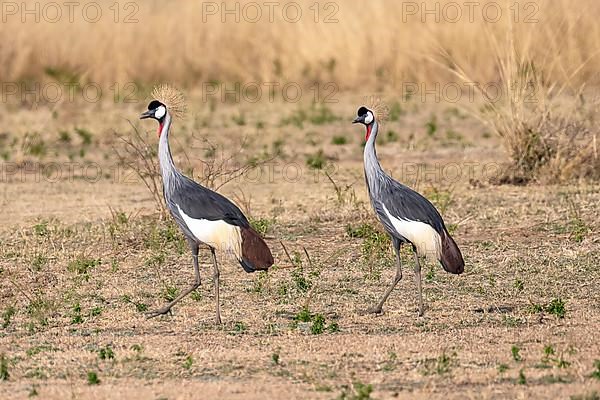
top-left (354, 106), bottom-right (464, 316)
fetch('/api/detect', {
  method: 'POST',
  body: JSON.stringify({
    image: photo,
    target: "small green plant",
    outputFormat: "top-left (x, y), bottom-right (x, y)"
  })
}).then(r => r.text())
top-left (435, 352), bottom-right (453, 375)
top-left (87, 371), bottom-right (100, 385)
top-left (349, 382), bottom-right (373, 400)
top-left (294, 308), bottom-right (312, 323)
top-left (190, 290), bottom-right (202, 302)
top-left (425, 115), bottom-right (437, 136)
top-left (2, 306), bottom-right (16, 329)
top-left (232, 321), bottom-right (247, 334)
top-left (0, 354), bottom-right (9, 380)
top-left (74, 127), bottom-right (93, 145)
top-left (271, 351), bottom-right (280, 365)
top-left (518, 369), bottom-right (527, 385)
top-left (332, 135), bottom-right (347, 145)
top-left (30, 254), bottom-right (48, 272)
top-left (162, 285), bottom-right (179, 302)
top-left (33, 221), bottom-right (49, 236)
top-left (71, 303), bottom-right (83, 324)
top-left (183, 355), bottom-right (193, 369)
top-left (514, 278), bottom-right (524, 292)
top-left (547, 298), bottom-right (566, 318)
top-left (98, 346), bottom-right (115, 360)
top-left (68, 257), bottom-right (101, 276)
top-left (231, 112), bottom-right (246, 126)
top-left (498, 363), bottom-right (509, 373)
top-left (511, 345), bottom-right (522, 362)
top-left (570, 392), bottom-right (600, 400)
top-left (591, 360), bottom-right (600, 380)
top-left (306, 149), bottom-right (326, 169)
top-left (250, 217), bottom-right (274, 236)
top-left (311, 314), bottom-right (326, 335)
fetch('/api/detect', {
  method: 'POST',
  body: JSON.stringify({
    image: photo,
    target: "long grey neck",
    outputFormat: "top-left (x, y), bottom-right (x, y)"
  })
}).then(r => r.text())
top-left (157, 113), bottom-right (181, 195)
top-left (363, 120), bottom-right (387, 196)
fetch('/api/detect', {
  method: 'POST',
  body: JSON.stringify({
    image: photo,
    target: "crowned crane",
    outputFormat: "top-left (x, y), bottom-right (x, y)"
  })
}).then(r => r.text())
top-left (140, 89), bottom-right (273, 324)
top-left (353, 106), bottom-right (464, 316)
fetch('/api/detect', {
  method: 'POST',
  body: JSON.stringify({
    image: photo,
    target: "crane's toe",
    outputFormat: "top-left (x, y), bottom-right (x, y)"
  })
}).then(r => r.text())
top-left (361, 306), bottom-right (384, 315)
top-left (145, 307), bottom-right (173, 319)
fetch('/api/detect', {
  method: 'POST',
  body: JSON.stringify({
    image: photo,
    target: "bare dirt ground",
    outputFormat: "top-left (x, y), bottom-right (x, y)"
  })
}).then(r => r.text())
top-left (0, 96), bottom-right (599, 399)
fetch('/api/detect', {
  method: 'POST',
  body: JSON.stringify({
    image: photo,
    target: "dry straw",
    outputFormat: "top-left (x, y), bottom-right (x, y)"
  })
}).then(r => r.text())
top-left (151, 84), bottom-right (187, 119)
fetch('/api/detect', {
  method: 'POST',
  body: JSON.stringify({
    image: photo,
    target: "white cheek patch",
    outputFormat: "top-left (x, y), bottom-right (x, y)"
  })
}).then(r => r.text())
top-left (154, 106), bottom-right (166, 119)
top-left (364, 111), bottom-right (374, 125)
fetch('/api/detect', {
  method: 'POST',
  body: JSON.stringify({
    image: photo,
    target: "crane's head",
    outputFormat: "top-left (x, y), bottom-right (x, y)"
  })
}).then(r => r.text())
top-left (352, 106), bottom-right (375, 141)
top-left (140, 100), bottom-right (167, 122)
top-left (140, 100), bottom-right (169, 136)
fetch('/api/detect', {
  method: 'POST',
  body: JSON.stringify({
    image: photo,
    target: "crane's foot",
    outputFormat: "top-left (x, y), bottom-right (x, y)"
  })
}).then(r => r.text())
top-left (361, 306), bottom-right (383, 315)
top-left (215, 315), bottom-right (222, 325)
top-left (145, 307), bottom-right (173, 319)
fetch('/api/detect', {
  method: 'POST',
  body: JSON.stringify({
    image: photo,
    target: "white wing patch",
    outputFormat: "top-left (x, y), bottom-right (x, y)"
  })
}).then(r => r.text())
top-left (381, 204), bottom-right (441, 261)
top-left (176, 204), bottom-right (242, 258)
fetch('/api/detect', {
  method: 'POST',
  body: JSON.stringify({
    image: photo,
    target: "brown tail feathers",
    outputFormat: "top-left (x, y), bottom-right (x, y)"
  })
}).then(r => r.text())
top-left (238, 227), bottom-right (274, 273)
top-left (440, 230), bottom-right (464, 274)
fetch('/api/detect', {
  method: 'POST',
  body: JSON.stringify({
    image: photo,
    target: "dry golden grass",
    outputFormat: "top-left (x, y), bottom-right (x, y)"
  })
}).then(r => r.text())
top-left (1, 0), bottom-right (600, 91)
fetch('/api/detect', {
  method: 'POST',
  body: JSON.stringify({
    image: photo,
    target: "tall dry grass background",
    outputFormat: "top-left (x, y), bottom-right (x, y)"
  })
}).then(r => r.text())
top-left (1, 0), bottom-right (599, 91)
top-left (1, 0), bottom-right (599, 181)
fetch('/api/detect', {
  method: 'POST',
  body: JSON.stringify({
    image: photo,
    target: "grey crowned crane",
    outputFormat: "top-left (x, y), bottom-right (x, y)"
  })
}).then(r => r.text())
top-left (140, 87), bottom-right (273, 324)
top-left (353, 106), bottom-right (464, 316)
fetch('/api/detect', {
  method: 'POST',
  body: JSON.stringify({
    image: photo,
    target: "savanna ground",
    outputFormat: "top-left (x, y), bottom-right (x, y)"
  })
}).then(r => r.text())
top-left (0, 94), bottom-right (598, 400)
top-left (1, 0), bottom-right (600, 399)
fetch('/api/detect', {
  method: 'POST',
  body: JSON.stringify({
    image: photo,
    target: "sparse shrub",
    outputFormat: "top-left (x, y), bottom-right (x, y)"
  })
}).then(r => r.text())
top-left (441, 36), bottom-right (600, 183)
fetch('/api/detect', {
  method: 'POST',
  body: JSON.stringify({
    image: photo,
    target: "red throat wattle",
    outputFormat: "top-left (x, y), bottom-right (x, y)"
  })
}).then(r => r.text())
top-left (158, 122), bottom-right (164, 137)
top-left (365, 124), bottom-right (372, 141)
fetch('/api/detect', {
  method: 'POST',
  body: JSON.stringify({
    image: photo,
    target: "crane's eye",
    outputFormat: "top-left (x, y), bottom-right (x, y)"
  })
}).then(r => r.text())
top-left (154, 106), bottom-right (166, 119)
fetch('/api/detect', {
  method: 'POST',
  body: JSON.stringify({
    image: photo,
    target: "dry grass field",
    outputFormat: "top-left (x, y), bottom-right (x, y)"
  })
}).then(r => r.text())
top-left (0, 95), bottom-right (599, 399)
top-left (1, 0), bottom-right (600, 399)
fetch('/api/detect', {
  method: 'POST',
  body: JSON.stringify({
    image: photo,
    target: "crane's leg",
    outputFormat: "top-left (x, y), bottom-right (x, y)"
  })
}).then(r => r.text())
top-left (366, 239), bottom-right (402, 314)
top-left (146, 243), bottom-right (201, 319)
top-left (210, 248), bottom-right (222, 325)
top-left (412, 246), bottom-right (425, 317)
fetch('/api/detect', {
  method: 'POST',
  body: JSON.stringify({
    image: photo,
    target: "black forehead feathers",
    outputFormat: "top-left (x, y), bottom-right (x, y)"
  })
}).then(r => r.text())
top-left (357, 106), bottom-right (370, 116)
top-left (147, 100), bottom-right (165, 110)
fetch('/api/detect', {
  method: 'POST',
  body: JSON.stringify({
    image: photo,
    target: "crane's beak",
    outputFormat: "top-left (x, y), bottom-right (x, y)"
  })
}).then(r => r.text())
top-left (352, 115), bottom-right (364, 124)
top-left (140, 110), bottom-right (154, 120)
